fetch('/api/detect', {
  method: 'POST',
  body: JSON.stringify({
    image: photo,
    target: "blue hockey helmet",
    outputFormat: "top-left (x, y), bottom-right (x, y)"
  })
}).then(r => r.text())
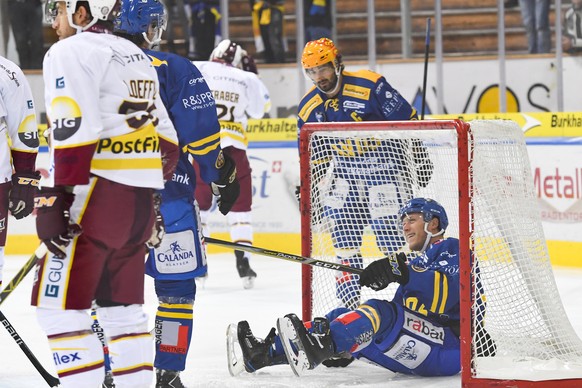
top-left (115, 0), bottom-right (167, 45)
top-left (398, 197), bottom-right (448, 232)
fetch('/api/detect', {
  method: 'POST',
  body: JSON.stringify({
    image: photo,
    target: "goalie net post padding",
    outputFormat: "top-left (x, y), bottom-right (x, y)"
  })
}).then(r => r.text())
top-left (299, 119), bottom-right (582, 386)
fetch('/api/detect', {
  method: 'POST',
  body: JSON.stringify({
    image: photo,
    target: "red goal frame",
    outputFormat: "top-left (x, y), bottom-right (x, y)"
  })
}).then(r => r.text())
top-left (298, 119), bottom-right (582, 388)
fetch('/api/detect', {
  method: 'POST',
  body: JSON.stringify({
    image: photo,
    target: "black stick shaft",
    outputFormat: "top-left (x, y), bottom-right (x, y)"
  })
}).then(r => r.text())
top-left (204, 237), bottom-right (363, 274)
top-left (0, 309), bottom-right (60, 387)
top-left (0, 244), bottom-right (47, 305)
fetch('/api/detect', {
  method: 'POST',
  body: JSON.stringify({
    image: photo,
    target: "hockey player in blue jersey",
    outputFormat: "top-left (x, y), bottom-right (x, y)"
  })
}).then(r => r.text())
top-left (115, 0), bottom-right (239, 386)
top-left (297, 38), bottom-right (433, 310)
top-left (227, 198), bottom-right (473, 377)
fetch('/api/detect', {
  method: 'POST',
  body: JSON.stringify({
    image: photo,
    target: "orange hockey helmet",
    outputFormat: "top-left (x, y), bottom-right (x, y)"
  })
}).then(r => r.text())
top-left (301, 38), bottom-right (341, 70)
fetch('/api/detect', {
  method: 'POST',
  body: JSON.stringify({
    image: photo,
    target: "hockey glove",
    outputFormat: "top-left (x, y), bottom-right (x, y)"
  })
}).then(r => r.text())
top-left (35, 187), bottom-right (81, 259)
top-left (211, 152), bottom-right (240, 215)
top-left (146, 193), bottom-right (165, 249)
top-left (9, 171), bottom-right (40, 219)
top-left (359, 252), bottom-right (409, 291)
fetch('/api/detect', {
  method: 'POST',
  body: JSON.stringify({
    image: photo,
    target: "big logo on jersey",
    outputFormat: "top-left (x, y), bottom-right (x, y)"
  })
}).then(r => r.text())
top-left (50, 96), bottom-right (82, 141)
top-left (17, 114), bottom-right (39, 148)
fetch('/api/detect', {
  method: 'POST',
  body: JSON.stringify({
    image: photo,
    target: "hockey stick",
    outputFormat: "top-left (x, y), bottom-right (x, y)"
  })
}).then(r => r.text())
top-left (0, 244), bottom-right (47, 305)
top-left (204, 237), bottom-right (363, 274)
top-left (421, 17), bottom-right (431, 120)
top-left (0, 309), bottom-right (60, 387)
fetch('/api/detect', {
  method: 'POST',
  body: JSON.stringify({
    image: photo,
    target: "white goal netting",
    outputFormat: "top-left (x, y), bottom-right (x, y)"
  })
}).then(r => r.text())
top-left (300, 119), bottom-right (582, 383)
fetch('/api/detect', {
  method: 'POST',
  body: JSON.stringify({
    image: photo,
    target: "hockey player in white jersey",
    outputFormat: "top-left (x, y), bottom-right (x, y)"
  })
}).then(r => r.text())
top-left (193, 40), bottom-right (271, 289)
top-left (0, 55), bottom-right (40, 289)
top-left (36, 1), bottom-right (179, 387)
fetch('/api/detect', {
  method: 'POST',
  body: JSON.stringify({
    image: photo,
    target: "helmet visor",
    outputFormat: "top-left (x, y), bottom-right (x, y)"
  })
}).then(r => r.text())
top-left (44, 0), bottom-right (59, 24)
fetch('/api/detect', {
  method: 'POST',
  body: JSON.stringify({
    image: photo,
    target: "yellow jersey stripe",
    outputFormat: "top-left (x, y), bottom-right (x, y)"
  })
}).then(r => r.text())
top-left (430, 272), bottom-right (441, 313)
top-left (186, 141), bottom-right (221, 155)
top-left (91, 158), bottom-right (162, 170)
top-left (358, 305), bottom-right (380, 333)
top-left (439, 274), bottom-right (448, 314)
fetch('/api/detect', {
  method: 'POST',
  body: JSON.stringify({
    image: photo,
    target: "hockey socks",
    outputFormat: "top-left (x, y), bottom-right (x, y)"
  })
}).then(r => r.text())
top-left (154, 302), bottom-right (193, 371)
top-left (335, 254), bottom-right (364, 310)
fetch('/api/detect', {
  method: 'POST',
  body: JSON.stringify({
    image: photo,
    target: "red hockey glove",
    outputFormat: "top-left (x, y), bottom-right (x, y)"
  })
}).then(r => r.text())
top-left (211, 152), bottom-right (240, 215)
top-left (9, 171), bottom-right (40, 219)
top-left (359, 252), bottom-right (409, 291)
top-left (35, 187), bottom-right (81, 259)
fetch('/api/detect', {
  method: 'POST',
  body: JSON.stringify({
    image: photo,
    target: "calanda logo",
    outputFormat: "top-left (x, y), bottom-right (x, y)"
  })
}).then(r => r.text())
top-left (157, 241), bottom-right (194, 263)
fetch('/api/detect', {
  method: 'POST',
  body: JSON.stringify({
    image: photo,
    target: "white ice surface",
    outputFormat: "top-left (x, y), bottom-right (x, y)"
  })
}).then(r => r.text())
top-left (1, 252), bottom-right (581, 388)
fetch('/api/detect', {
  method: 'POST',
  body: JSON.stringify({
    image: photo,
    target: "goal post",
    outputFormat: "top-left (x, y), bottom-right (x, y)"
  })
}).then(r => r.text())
top-left (298, 119), bottom-right (582, 386)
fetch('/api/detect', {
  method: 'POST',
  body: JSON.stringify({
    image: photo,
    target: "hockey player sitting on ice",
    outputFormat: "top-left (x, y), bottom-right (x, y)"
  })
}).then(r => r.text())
top-left (0, 54), bottom-right (40, 290)
top-left (193, 39), bottom-right (271, 289)
top-left (297, 38), bottom-right (433, 310)
top-left (36, 0), bottom-right (180, 387)
top-left (227, 198), bottom-right (494, 377)
top-left (115, 0), bottom-right (240, 387)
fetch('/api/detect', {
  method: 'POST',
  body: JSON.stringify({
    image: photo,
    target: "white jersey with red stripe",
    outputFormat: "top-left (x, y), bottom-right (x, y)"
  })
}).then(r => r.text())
top-left (0, 55), bottom-right (39, 181)
top-left (42, 32), bottom-right (178, 189)
top-left (194, 61), bottom-right (270, 150)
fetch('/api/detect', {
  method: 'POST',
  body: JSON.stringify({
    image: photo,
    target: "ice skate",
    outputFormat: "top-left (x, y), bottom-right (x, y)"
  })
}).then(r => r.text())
top-left (101, 370), bottom-right (115, 388)
top-left (226, 320), bottom-right (282, 376)
top-left (155, 369), bottom-right (186, 388)
top-left (276, 314), bottom-right (334, 376)
top-left (236, 252), bottom-right (257, 289)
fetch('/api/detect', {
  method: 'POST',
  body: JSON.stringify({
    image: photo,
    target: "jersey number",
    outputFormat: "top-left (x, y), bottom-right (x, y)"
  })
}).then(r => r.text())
top-left (404, 297), bottom-right (429, 316)
top-left (119, 100), bottom-right (158, 130)
top-left (216, 104), bottom-right (235, 122)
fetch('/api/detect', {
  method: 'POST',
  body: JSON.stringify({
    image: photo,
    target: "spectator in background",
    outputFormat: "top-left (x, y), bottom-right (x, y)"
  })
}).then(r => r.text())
top-left (518, 0), bottom-right (551, 53)
top-left (251, 0), bottom-right (286, 63)
top-left (562, 0), bottom-right (582, 53)
top-left (187, 0), bottom-right (222, 60)
top-left (7, 0), bottom-right (44, 69)
top-left (305, 0), bottom-right (332, 41)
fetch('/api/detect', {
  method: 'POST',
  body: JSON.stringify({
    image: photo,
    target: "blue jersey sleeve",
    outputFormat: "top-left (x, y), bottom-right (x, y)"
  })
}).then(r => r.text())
top-left (147, 50), bottom-right (222, 185)
top-left (371, 76), bottom-right (418, 121)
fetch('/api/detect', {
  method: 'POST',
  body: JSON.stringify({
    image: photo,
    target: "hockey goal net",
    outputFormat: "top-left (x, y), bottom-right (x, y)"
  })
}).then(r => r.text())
top-left (299, 119), bottom-right (582, 386)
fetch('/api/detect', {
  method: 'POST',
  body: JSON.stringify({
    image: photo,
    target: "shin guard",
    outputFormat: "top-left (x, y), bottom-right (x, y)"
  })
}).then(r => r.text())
top-left (37, 308), bottom-right (105, 387)
top-left (154, 302), bottom-right (194, 371)
top-left (98, 305), bottom-right (153, 387)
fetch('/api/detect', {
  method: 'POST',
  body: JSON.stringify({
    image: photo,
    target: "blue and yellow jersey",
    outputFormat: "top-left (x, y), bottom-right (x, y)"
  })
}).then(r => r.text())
top-left (145, 49), bottom-right (222, 201)
top-left (297, 69), bottom-right (417, 130)
top-left (394, 238), bottom-right (460, 326)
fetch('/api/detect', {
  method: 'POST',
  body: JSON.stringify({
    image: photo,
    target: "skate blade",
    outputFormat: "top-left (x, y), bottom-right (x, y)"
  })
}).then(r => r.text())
top-left (226, 323), bottom-right (246, 376)
top-left (276, 316), bottom-right (310, 377)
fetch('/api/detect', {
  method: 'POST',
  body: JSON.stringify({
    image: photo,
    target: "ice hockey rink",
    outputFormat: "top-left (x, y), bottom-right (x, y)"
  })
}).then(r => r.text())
top-left (1, 251), bottom-right (582, 388)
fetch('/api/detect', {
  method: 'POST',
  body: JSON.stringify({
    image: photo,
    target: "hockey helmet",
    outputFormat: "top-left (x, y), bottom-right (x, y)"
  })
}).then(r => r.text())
top-left (210, 39), bottom-right (244, 67)
top-left (301, 38), bottom-right (341, 70)
top-left (64, 0), bottom-right (121, 31)
top-left (115, 0), bottom-right (167, 45)
top-left (398, 197), bottom-right (449, 232)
